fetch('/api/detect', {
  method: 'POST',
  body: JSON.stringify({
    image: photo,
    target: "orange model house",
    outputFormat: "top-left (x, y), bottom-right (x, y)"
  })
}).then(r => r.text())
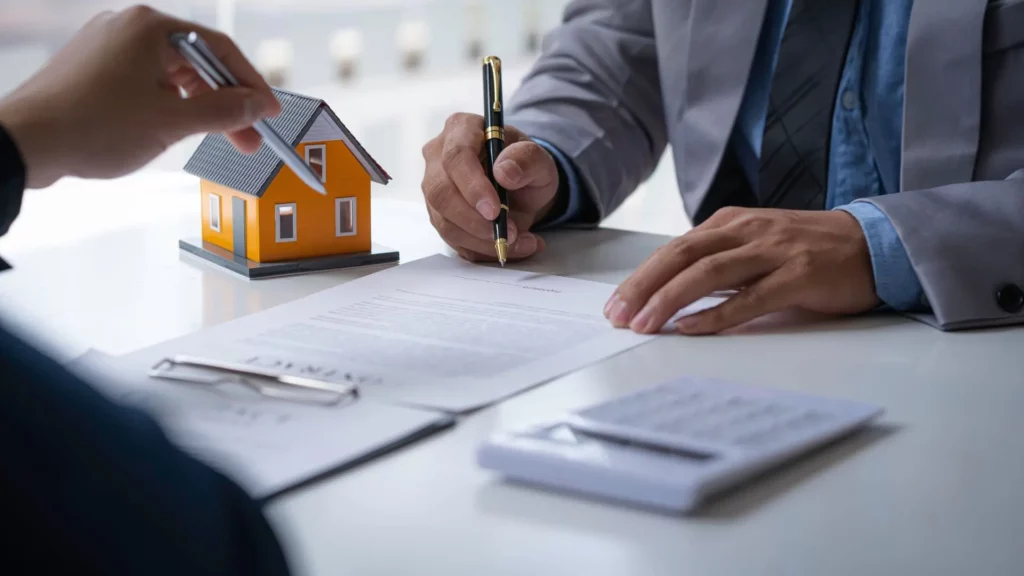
top-left (180, 88), bottom-right (398, 278)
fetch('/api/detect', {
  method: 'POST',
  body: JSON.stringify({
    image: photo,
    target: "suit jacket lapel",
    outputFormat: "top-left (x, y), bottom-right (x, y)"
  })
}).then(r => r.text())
top-left (675, 0), bottom-right (769, 208)
top-left (901, 0), bottom-right (988, 191)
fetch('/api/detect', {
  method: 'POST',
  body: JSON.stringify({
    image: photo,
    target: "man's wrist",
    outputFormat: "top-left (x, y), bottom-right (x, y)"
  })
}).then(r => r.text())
top-left (532, 147), bottom-right (570, 228)
top-left (531, 137), bottom-right (590, 230)
top-left (835, 202), bottom-right (926, 311)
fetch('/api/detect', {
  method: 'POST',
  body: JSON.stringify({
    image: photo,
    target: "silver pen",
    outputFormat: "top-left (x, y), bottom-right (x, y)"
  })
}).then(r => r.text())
top-left (171, 31), bottom-right (327, 195)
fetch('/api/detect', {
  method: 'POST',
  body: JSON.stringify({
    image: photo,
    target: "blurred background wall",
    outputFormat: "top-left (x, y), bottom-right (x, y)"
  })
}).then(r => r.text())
top-left (0, 0), bottom-right (688, 235)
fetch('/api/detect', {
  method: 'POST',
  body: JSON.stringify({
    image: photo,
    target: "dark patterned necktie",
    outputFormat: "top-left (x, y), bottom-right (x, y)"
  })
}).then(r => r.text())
top-left (697, 0), bottom-right (858, 223)
top-left (758, 0), bottom-right (859, 210)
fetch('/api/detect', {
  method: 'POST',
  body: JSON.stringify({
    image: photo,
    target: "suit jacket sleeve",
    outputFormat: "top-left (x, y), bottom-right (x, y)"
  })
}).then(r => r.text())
top-left (505, 0), bottom-right (665, 221)
top-left (861, 172), bottom-right (1024, 330)
top-left (0, 121), bottom-right (26, 237)
top-left (0, 326), bottom-right (293, 574)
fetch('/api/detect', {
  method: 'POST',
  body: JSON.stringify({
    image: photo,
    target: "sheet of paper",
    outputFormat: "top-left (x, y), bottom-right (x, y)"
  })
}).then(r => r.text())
top-left (118, 255), bottom-right (726, 413)
top-left (70, 350), bottom-right (454, 499)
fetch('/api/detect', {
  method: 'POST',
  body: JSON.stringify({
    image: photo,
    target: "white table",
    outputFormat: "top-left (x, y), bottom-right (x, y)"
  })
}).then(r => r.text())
top-left (3, 175), bottom-right (1024, 576)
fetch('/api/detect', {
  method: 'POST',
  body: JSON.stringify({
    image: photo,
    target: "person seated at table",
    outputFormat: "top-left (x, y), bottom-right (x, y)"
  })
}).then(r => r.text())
top-left (0, 7), bottom-right (291, 575)
top-left (421, 0), bottom-right (1024, 335)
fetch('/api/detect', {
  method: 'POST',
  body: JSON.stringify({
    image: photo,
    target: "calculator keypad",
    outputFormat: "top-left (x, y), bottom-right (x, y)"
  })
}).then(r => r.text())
top-left (575, 380), bottom-right (842, 451)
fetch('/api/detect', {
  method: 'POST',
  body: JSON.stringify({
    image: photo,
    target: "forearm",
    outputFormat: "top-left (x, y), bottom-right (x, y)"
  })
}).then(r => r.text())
top-left (506, 0), bottom-right (665, 219)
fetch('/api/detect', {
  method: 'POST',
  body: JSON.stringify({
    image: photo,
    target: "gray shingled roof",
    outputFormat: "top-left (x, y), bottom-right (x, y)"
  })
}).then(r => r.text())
top-left (184, 88), bottom-right (390, 197)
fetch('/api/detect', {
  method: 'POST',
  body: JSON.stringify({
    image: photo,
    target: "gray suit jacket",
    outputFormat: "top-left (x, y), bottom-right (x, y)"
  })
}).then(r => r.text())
top-left (507, 0), bottom-right (1024, 331)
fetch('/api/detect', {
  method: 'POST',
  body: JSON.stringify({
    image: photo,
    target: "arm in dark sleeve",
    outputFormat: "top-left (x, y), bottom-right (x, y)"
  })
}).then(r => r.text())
top-left (0, 123), bottom-right (26, 238)
top-left (0, 322), bottom-right (292, 576)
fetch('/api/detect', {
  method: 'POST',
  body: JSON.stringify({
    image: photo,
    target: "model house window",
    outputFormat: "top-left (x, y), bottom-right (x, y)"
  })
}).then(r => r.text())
top-left (306, 145), bottom-right (326, 182)
top-left (336, 197), bottom-right (357, 237)
top-left (276, 203), bottom-right (297, 242)
top-left (209, 194), bottom-right (221, 231)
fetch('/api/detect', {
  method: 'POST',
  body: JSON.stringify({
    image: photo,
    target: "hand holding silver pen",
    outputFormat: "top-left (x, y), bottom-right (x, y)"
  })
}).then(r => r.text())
top-left (171, 31), bottom-right (326, 194)
top-left (0, 7), bottom-right (281, 188)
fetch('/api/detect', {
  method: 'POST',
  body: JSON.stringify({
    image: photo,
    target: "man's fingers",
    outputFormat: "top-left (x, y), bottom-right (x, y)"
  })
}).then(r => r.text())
top-left (457, 233), bottom-right (544, 262)
top-left (607, 230), bottom-right (744, 327)
top-left (493, 141), bottom-right (558, 192)
top-left (170, 67), bottom-right (264, 154)
top-left (429, 205), bottom-right (543, 262)
top-left (626, 247), bottom-right (777, 334)
top-left (440, 117), bottom-right (501, 219)
top-left (226, 128), bottom-right (264, 154)
top-left (422, 163), bottom-right (500, 242)
top-left (168, 87), bottom-right (276, 138)
top-left (428, 206), bottom-right (518, 254)
top-left (160, 16), bottom-right (278, 105)
top-left (675, 268), bottom-right (798, 335)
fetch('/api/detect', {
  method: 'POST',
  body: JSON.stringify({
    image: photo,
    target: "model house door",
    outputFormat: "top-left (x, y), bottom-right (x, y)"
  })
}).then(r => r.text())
top-left (232, 197), bottom-right (246, 258)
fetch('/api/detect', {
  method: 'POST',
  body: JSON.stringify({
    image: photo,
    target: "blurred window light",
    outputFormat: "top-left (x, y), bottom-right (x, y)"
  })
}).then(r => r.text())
top-left (256, 38), bottom-right (293, 88)
top-left (523, 0), bottom-right (541, 53)
top-left (330, 28), bottom-right (364, 82)
top-left (465, 1), bottom-right (485, 62)
top-left (396, 19), bottom-right (430, 73)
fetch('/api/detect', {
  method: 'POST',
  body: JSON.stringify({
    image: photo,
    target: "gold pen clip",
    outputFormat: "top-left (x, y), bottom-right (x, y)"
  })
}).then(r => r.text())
top-left (484, 56), bottom-right (502, 113)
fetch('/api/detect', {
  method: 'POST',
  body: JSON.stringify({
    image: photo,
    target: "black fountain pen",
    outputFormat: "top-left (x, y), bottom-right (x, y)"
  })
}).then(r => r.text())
top-left (482, 55), bottom-right (508, 266)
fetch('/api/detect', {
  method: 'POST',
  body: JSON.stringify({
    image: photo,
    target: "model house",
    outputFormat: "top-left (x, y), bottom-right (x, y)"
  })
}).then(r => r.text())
top-left (184, 88), bottom-right (390, 266)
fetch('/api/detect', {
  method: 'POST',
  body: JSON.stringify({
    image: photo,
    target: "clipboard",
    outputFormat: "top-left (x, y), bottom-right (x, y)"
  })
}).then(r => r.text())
top-left (149, 355), bottom-right (360, 407)
top-left (72, 350), bottom-right (455, 500)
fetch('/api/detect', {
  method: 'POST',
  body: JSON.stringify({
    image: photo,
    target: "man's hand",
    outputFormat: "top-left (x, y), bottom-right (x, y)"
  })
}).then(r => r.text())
top-left (0, 6), bottom-right (280, 189)
top-left (422, 113), bottom-right (560, 262)
top-left (605, 208), bottom-right (881, 335)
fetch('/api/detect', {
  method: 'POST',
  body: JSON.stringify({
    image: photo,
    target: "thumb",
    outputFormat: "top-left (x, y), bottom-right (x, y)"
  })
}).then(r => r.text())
top-left (172, 88), bottom-right (278, 135)
top-left (493, 141), bottom-right (558, 192)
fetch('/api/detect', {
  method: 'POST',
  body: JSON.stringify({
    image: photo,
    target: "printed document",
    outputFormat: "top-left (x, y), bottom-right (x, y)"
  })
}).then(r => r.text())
top-left (121, 255), bottom-right (725, 413)
top-left (71, 350), bottom-right (453, 499)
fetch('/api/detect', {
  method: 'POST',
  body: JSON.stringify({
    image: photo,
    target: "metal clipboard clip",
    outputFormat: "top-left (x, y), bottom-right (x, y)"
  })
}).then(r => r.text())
top-left (149, 355), bottom-right (359, 407)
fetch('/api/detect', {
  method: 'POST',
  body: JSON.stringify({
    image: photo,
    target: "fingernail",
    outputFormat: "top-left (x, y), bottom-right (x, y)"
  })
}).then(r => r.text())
top-left (604, 293), bottom-right (619, 318)
top-left (494, 160), bottom-right (523, 185)
top-left (244, 94), bottom-right (263, 122)
top-left (609, 299), bottom-right (632, 328)
top-left (476, 199), bottom-right (497, 219)
top-left (512, 233), bottom-right (538, 256)
top-left (677, 316), bottom-right (700, 333)
top-left (508, 220), bottom-right (518, 244)
top-left (630, 305), bottom-right (655, 333)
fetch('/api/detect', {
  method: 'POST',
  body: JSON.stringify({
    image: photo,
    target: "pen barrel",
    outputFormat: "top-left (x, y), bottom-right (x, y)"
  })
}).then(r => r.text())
top-left (485, 138), bottom-right (509, 240)
top-left (483, 57), bottom-right (507, 243)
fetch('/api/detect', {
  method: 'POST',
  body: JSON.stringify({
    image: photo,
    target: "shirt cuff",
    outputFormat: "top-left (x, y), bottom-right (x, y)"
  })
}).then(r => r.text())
top-left (532, 138), bottom-right (584, 228)
top-left (836, 202), bottom-right (926, 311)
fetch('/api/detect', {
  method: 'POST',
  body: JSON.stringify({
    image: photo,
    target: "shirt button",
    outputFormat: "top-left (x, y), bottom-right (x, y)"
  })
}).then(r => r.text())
top-left (841, 90), bottom-right (858, 110)
top-left (996, 284), bottom-right (1024, 314)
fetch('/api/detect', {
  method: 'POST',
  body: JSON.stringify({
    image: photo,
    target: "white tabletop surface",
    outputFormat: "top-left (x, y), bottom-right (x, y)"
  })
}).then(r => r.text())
top-left (3, 175), bottom-right (1024, 576)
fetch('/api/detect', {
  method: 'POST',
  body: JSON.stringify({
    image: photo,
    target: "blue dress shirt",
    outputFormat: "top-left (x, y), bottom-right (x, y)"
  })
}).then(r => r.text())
top-left (538, 0), bottom-right (923, 311)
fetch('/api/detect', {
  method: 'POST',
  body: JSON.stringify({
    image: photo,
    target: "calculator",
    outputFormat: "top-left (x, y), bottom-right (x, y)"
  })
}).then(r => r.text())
top-left (477, 376), bottom-right (883, 513)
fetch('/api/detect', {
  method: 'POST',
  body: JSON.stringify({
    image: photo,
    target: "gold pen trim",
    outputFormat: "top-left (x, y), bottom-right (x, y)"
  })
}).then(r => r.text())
top-left (483, 55), bottom-right (502, 113)
top-left (484, 126), bottom-right (504, 141)
top-left (494, 238), bottom-right (508, 265)
top-left (500, 204), bottom-right (509, 211)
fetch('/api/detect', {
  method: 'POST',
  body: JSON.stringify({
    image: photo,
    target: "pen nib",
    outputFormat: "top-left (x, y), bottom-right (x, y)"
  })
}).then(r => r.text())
top-left (495, 239), bottom-right (508, 267)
